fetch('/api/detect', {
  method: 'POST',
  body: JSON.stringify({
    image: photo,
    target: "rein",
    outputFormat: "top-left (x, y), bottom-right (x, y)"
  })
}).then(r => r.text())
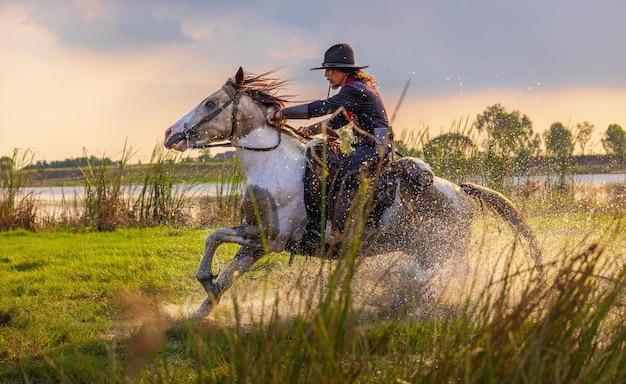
top-left (181, 84), bottom-right (283, 152)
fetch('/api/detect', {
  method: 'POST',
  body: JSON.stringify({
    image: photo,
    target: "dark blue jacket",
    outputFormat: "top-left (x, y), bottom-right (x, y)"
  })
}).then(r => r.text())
top-left (287, 78), bottom-right (389, 146)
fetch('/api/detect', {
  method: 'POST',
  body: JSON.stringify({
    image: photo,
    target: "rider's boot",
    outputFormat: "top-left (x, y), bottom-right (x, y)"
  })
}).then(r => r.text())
top-left (328, 187), bottom-right (354, 258)
top-left (299, 225), bottom-right (322, 256)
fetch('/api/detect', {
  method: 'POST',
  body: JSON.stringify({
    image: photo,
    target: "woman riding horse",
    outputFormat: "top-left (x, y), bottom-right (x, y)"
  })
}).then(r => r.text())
top-left (163, 65), bottom-right (542, 317)
top-left (268, 43), bottom-right (393, 248)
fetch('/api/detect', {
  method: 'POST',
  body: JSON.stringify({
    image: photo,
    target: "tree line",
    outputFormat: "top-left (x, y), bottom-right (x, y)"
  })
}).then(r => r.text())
top-left (396, 103), bottom-right (625, 161)
top-left (398, 103), bottom-right (625, 160)
top-left (2, 103), bottom-right (625, 177)
top-left (0, 155), bottom-right (119, 172)
top-left (394, 103), bottom-right (626, 190)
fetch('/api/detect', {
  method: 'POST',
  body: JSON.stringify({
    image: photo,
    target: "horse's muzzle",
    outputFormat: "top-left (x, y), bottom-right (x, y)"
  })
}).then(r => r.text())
top-left (165, 131), bottom-right (187, 149)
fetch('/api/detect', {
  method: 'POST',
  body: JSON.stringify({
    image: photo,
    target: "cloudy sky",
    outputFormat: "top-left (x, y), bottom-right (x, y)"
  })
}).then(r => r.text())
top-left (2, 0), bottom-right (625, 162)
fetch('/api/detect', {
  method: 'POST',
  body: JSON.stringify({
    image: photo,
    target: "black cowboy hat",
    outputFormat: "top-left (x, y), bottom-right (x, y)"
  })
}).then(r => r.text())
top-left (310, 43), bottom-right (369, 70)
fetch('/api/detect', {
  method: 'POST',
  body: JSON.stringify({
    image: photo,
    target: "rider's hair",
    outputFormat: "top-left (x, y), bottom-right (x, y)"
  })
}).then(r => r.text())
top-left (342, 69), bottom-right (379, 88)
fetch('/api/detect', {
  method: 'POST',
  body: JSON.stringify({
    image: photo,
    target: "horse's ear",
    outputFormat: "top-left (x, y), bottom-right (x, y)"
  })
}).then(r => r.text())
top-left (235, 67), bottom-right (244, 86)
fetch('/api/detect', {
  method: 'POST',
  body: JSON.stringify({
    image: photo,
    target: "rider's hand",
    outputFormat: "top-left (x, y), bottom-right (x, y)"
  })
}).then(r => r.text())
top-left (267, 109), bottom-right (283, 125)
top-left (328, 138), bottom-right (341, 156)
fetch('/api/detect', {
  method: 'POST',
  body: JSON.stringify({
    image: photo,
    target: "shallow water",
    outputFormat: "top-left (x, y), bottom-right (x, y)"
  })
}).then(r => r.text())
top-left (22, 183), bottom-right (226, 201)
top-left (20, 183), bottom-right (239, 217)
top-left (136, 208), bottom-right (626, 332)
top-left (512, 173), bottom-right (626, 185)
top-left (176, 222), bottom-right (541, 324)
top-left (22, 173), bottom-right (626, 202)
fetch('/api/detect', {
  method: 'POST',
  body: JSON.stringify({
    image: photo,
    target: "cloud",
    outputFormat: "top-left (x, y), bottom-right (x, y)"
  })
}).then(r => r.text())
top-left (10, 0), bottom-right (625, 91)
top-left (14, 0), bottom-right (193, 52)
top-left (293, 0), bottom-right (626, 93)
top-left (0, 3), bottom-right (54, 45)
top-left (2, 0), bottom-right (626, 161)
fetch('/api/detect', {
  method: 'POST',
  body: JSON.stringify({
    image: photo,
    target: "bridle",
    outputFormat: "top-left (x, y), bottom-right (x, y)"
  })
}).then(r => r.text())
top-left (167, 82), bottom-right (281, 152)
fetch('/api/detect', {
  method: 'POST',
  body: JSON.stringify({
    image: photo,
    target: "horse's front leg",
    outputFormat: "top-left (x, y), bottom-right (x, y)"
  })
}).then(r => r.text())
top-left (194, 185), bottom-right (280, 317)
top-left (196, 225), bottom-right (263, 294)
top-left (195, 245), bottom-right (265, 318)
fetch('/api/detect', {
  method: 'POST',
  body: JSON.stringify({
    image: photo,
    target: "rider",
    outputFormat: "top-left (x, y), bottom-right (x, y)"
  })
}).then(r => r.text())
top-left (267, 43), bottom-right (393, 247)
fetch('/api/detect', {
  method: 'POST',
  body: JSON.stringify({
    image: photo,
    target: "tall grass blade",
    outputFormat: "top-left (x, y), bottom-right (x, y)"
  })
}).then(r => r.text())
top-left (0, 148), bottom-right (37, 231)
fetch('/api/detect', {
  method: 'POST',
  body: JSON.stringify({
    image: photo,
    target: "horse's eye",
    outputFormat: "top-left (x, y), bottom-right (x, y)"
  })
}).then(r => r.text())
top-left (205, 100), bottom-right (216, 109)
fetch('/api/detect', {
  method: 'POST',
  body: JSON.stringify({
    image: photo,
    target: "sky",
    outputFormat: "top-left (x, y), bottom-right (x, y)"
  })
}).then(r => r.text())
top-left (2, 0), bottom-right (626, 162)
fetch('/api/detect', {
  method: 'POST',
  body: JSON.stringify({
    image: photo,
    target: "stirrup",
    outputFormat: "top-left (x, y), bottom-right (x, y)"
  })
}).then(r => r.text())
top-left (299, 228), bottom-right (324, 257)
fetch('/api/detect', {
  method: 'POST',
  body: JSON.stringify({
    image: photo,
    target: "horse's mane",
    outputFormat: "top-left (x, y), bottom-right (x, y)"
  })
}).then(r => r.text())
top-left (230, 69), bottom-right (293, 109)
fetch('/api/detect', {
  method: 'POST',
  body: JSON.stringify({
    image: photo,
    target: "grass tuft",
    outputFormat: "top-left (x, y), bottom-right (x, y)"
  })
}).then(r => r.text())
top-left (79, 143), bottom-right (133, 231)
top-left (131, 144), bottom-right (190, 227)
top-left (0, 149), bottom-right (37, 231)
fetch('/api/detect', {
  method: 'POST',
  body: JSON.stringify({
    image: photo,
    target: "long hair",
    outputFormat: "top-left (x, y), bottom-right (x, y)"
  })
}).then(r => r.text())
top-left (344, 69), bottom-right (379, 88)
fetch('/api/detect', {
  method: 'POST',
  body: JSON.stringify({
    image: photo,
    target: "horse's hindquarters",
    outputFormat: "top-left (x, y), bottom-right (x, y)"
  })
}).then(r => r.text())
top-left (369, 177), bottom-right (474, 267)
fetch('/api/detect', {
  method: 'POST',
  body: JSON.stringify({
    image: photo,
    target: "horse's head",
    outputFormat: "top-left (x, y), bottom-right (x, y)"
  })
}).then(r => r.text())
top-left (164, 67), bottom-right (287, 152)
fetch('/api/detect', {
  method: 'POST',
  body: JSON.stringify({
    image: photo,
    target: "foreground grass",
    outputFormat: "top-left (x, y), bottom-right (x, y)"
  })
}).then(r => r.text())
top-left (0, 228), bottom-right (217, 381)
top-left (1, 215), bottom-right (626, 382)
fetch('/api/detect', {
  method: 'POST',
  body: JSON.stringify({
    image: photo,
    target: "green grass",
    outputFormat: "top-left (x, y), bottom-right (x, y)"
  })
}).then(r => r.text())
top-left (2, 141), bottom-right (626, 382)
top-left (1, 213), bottom-right (625, 383)
top-left (0, 227), bottom-right (223, 382)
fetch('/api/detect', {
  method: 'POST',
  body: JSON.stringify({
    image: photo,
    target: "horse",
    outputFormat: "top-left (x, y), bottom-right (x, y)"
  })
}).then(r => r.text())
top-left (164, 67), bottom-right (542, 317)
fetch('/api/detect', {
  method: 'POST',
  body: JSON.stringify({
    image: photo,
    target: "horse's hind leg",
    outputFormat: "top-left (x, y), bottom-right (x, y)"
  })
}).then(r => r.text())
top-left (195, 246), bottom-right (264, 317)
top-left (216, 246), bottom-right (265, 295)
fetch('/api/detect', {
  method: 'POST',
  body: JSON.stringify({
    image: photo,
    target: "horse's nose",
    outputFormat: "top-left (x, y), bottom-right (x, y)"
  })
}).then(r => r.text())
top-left (165, 127), bottom-right (174, 144)
top-left (164, 127), bottom-right (175, 148)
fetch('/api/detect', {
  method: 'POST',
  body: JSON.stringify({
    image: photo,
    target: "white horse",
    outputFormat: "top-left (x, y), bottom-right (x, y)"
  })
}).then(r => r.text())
top-left (164, 68), bottom-right (542, 317)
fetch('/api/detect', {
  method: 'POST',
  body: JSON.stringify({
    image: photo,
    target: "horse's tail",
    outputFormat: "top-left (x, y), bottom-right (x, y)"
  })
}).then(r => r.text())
top-left (460, 182), bottom-right (543, 269)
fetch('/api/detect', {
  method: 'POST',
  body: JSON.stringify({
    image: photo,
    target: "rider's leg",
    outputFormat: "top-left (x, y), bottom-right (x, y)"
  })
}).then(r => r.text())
top-left (331, 145), bottom-right (377, 227)
top-left (303, 157), bottom-right (323, 234)
top-left (299, 157), bottom-right (327, 256)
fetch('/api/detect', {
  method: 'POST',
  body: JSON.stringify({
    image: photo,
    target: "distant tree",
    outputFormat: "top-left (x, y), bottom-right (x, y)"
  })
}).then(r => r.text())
top-left (196, 150), bottom-right (213, 162)
top-left (0, 156), bottom-right (13, 172)
top-left (422, 133), bottom-right (476, 180)
top-left (544, 122), bottom-right (574, 159)
top-left (574, 121), bottom-right (595, 156)
top-left (602, 124), bottom-right (626, 161)
top-left (473, 103), bottom-right (540, 188)
top-left (544, 122), bottom-right (574, 190)
top-left (46, 156), bottom-right (115, 168)
top-left (394, 139), bottom-right (420, 158)
top-left (474, 103), bottom-right (538, 158)
top-left (423, 133), bottom-right (476, 158)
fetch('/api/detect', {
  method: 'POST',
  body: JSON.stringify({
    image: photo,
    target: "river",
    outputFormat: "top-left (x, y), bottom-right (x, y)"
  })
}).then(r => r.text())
top-left (512, 173), bottom-right (626, 185)
top-left (21, 183), bottom-right (233, 201)
top-left (21, 173), bottom-right (626, 202)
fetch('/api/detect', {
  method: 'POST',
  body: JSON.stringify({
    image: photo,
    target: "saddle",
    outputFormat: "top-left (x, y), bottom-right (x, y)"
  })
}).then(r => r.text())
top-left (299, 139), bottom-right (434, 256)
